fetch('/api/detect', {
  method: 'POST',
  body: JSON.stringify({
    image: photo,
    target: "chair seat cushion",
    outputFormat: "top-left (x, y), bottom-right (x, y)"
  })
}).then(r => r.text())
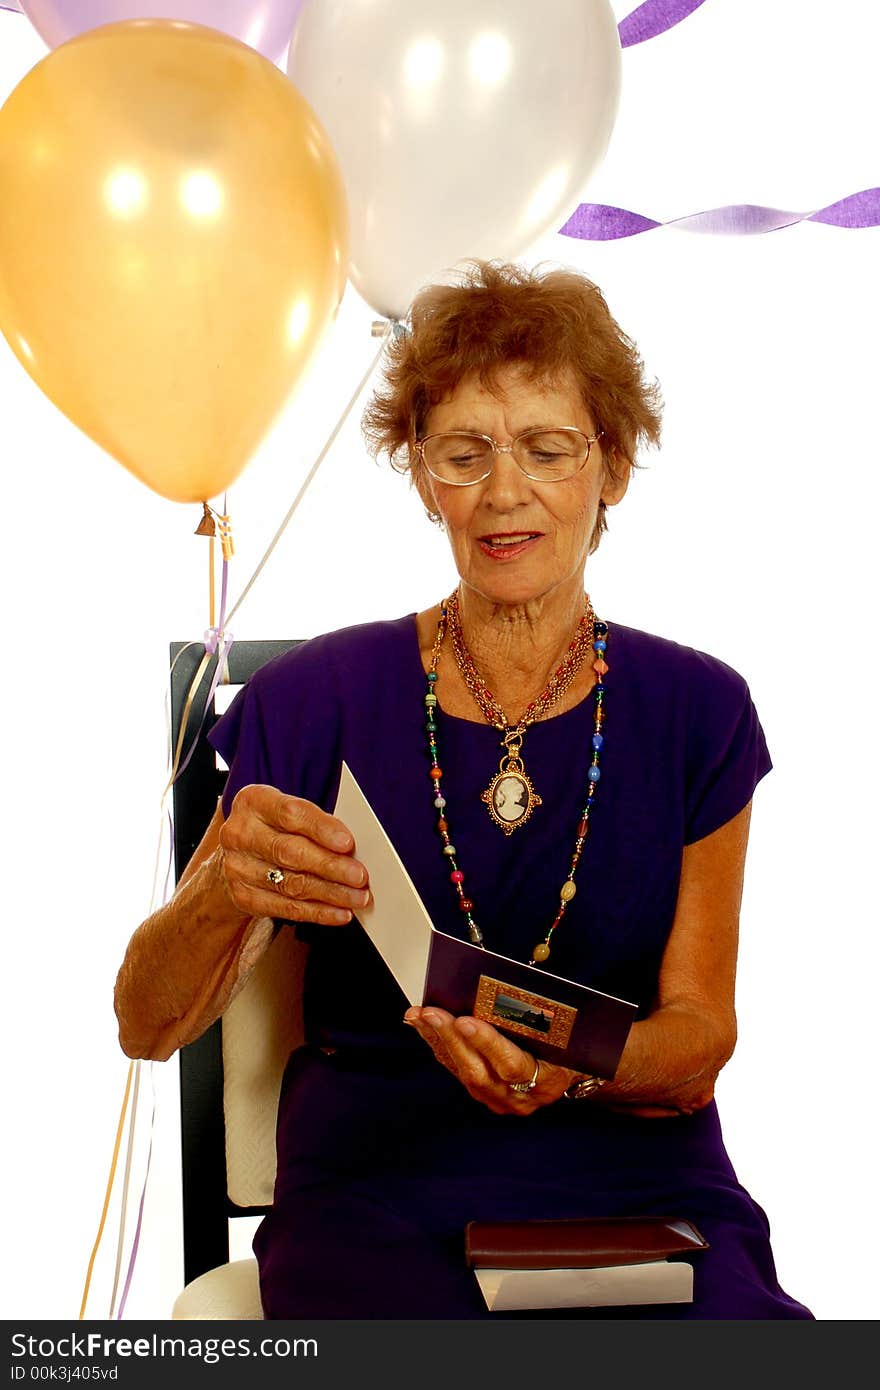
top-left (172, 1258), bottom-right (263, 1320)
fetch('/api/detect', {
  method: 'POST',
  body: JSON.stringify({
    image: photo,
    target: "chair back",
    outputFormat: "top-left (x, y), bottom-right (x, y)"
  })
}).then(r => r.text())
top-left (170, 638), bottom-right (303, 1285)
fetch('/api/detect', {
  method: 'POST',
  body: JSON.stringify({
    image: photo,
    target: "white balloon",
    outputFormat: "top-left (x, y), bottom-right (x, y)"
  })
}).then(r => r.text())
top-left (287, 0), bottom-right (621, 320)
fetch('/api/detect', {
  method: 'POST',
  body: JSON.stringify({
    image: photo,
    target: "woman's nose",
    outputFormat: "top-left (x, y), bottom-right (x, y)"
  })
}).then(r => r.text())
top-left (481, 449), bottom-right (533, 509)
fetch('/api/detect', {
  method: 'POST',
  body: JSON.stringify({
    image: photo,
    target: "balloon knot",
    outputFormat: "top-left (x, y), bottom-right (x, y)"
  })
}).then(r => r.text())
top-left (371, 318), bottom-right (411, 340)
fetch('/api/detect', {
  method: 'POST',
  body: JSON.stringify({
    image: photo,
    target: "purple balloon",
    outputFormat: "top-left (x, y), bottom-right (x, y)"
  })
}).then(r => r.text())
top-left (19, 2), bottom-right (304, 62)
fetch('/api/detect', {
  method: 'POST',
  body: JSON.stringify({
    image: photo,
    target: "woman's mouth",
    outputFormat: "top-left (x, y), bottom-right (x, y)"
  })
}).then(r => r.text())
top-left (477, 532), bottom-right (543, 559)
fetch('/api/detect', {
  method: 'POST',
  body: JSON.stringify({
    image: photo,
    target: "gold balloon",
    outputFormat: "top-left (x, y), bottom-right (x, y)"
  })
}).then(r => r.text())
top-left (0, 20), bottom-right (348, 503)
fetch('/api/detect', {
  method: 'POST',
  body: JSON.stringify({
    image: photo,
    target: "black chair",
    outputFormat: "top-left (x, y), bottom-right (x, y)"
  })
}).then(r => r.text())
top-left (169, 638), bottom-right (306, 1320)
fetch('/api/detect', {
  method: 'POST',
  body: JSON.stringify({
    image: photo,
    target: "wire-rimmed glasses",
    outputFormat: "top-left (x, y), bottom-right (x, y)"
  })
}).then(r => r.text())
top-left (414, 426), bottom-right (603, 485)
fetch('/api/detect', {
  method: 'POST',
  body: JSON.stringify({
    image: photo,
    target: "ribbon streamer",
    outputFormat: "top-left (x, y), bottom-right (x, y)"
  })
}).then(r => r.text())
top-left (618, 0), bottom-right (710, 48)
top-left (561, 188), bottom-right (880, 240)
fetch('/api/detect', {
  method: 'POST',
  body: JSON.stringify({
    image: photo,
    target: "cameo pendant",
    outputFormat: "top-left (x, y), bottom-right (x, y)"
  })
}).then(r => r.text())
top-left (481, 730), bottom-right (542, 834)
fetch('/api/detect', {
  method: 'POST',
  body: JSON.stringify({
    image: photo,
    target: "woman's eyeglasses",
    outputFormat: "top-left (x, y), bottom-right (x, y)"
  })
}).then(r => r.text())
top-left (414, 427), bottom-right (603, 485)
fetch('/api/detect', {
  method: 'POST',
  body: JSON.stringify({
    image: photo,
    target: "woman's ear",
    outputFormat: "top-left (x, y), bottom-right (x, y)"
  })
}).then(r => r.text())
top-left (413, 466), bottom-right (443, 526)
top-left (600, 446), bottom-right (631, 508)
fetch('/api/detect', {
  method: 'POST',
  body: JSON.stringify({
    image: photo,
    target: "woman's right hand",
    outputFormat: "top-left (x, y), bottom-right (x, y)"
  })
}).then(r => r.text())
top-left (217, 783), bottom-right (371, 925)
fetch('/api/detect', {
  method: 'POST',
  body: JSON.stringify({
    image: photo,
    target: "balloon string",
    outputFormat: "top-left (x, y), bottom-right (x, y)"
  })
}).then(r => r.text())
top-left (79, 1060), bottom-right (134, 1319)
top-left (160, 807), bottom-right (176, 909)
top-left (220, 545), bottom-right (229, 631)
top-left (161, 649), bottom-right (213, 800)
top-left (108, 1058), bottom-right (142, 1318)
top-left (218, 538), bottom-right (231, 686)
top-left (104, 638), bottom-right (232, 1319)
top-left (115, 1065), bottom-right (158, 1319)
top-left (155, 326), bottom-right (390, 822)
top-left (224, 321), bottom-right (393, 630)
top-left (85, 639), bottom-right (201, 1319)
top-left (90, 327), bottom-right (391, 1318)
top-left (97, 646), bottom-right (219, 1319)
top-left (208, 535), bottom-right (216, 631)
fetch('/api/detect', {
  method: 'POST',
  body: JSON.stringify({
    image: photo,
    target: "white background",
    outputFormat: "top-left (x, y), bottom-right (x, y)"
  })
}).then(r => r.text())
top-left (1, 0), bottom-right (877, 1321)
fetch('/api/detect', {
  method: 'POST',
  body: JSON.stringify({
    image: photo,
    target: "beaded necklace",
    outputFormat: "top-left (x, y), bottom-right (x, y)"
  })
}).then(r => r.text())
top-left (446, 588), bottom-right (596, 834)
top-left (424, 594), bottom-right (610, 966)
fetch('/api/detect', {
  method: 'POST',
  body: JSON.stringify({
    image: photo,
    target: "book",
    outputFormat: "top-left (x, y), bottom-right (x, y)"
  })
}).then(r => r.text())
top-left (466, 1217), bottom-right (707, 1309)
top-left (333, 762), bottom-right (637, 1077)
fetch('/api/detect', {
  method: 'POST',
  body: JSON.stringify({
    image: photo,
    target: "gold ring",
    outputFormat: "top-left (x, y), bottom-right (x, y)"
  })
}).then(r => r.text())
top-left (266, 868), bottom-right (285, 887)
top-left (508, 1055), bottom-right (540, 1093)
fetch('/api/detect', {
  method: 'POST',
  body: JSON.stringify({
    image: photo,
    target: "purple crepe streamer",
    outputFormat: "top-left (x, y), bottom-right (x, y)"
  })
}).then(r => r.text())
top-left (561, 189), bottom-right (880, 241)
top-left (0, 3), bottom-right (23, 11)
top-left (808, 188), bottom-right (880, 228)
top-left (618, 0), bottom-right (710, 48)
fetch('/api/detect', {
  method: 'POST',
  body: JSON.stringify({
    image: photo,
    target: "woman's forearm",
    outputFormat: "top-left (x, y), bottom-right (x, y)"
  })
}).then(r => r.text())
top-left (113, 849), bottom-right (271, 1062)
top-left (593, 1003), bottom-right (736, 1116)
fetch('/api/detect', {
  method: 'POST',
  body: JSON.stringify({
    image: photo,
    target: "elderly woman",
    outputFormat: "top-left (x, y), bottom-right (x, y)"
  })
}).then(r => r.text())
top-left (114, 262), bottom-right (813, 1320)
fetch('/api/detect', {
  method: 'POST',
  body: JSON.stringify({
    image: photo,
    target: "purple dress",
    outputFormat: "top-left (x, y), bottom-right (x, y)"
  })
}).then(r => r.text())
top-left (208, 614), bottom-right (814, 1320)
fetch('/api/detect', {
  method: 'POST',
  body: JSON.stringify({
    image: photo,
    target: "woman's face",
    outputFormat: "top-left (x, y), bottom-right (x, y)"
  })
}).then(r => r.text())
top-left (418, 362), bottom-right (628, 609)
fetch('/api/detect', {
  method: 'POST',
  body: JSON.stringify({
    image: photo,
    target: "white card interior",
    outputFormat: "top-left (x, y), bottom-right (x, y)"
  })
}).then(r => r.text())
top-left (475, 1259), bottom-right (694, 1310)
top-left (333, 761), bottom-right (434, 1006)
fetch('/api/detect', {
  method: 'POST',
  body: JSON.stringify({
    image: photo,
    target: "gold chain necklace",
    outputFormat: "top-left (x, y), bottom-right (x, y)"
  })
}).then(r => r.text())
top-left (443, 589), bottom-right (596, 834)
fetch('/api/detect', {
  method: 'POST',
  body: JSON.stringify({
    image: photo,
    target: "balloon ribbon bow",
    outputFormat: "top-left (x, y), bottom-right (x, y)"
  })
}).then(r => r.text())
top-left (216, 511), bottom-right (235, 561)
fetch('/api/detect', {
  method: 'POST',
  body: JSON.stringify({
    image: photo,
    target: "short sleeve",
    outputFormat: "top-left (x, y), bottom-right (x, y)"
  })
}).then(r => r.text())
top-left (684, 652), bottom-right (773, 845)
top-left (207, 680), bottom-right (272, 820)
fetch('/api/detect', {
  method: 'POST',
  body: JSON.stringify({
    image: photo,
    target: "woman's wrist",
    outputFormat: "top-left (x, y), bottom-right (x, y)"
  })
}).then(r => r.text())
top-left (587, 1006), bottom-right (731, 1113)
top-left (562, 1073), bottom-right (606, 1100)
top-left (114, 851), bottom-right (255, 1060)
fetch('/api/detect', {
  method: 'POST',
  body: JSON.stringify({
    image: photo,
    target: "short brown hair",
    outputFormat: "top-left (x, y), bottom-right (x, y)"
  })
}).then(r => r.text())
top-left (362, 260), bottom-right (662, 552)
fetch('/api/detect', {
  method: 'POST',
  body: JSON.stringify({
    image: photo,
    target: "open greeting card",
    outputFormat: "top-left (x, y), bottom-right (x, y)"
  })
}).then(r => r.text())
top-left (334, 762), bottom-right (637, 1077)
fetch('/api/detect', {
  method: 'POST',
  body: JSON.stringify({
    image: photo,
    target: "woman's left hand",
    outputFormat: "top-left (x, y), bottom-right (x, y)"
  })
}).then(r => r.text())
top-left (404, 1006), bottom-right (577, 1115)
